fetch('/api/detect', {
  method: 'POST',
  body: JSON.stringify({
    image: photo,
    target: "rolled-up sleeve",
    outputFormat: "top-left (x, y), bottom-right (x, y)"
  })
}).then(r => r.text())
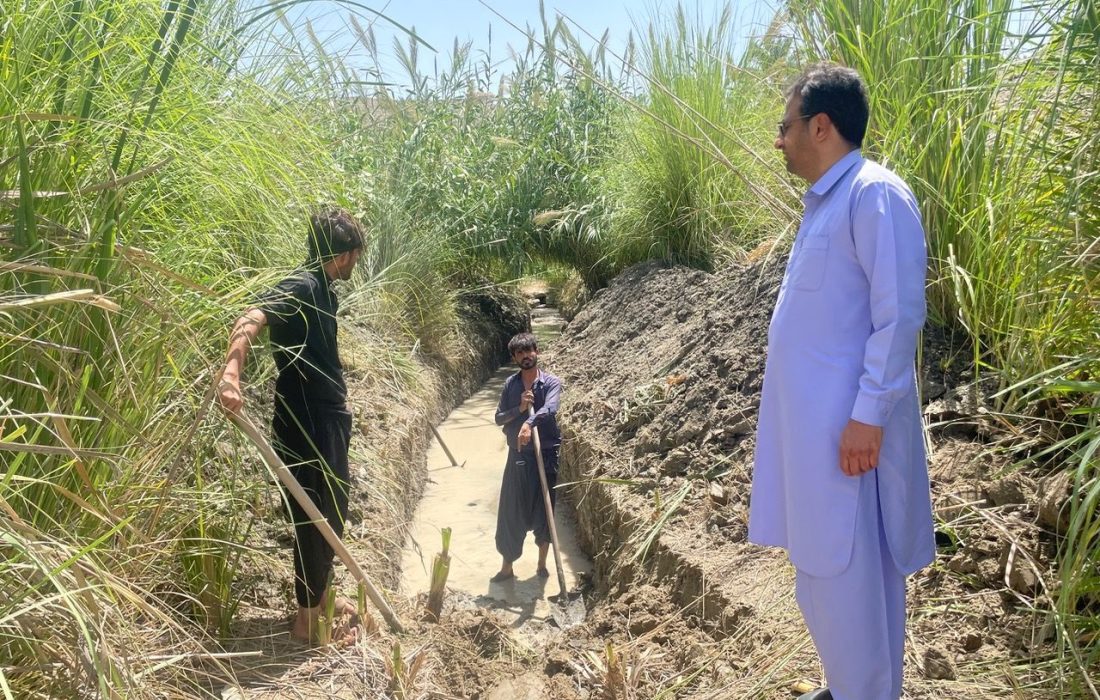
top-left (850, 180), bottom-right (927, 427)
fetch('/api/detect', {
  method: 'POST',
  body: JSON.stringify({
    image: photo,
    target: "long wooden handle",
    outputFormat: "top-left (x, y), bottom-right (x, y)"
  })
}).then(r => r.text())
top-left (230, 410), bottom-right (405, 634)
top-left (429, 422), bottom-right (460, 467)
top-left (528, 408), bottom-right (568, 596)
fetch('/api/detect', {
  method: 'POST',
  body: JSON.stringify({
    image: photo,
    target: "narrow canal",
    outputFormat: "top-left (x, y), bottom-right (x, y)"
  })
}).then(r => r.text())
top-left (399, 300), bottom-right (590, 642)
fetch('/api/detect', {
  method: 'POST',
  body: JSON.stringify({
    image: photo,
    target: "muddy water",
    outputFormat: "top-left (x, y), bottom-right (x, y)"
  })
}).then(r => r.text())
top-left (399, 305), bottom-right (589, 634)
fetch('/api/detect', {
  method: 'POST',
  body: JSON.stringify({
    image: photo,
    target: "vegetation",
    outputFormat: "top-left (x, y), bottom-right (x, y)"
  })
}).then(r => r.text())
top-left (1, 0), bottom-right (1096, 696)
top-left (0, 0), bottom-right (395, 695)
top-left (788, 0), bottom-right (1098, 690)
top-left (600, 3), bottom-right (792, 271)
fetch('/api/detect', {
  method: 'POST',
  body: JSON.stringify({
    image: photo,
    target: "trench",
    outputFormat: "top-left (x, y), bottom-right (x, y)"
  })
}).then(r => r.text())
top-left (225, 270), bottom-right (1050, 699)
top-left (399, 301), bottom-right (591, 648)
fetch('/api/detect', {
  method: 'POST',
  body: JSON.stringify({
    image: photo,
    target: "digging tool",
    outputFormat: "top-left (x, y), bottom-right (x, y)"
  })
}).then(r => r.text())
top-left (228, 409), bottom-right (406, 634)
top-left (429, 422), bottom-right (465, 468)
top-left (528, 407), bottom-right (586, 628)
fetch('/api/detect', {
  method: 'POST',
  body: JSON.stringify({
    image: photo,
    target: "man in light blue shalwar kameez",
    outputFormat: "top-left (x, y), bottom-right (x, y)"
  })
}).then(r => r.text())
top-left (748, 64), bottom-right (935, 700)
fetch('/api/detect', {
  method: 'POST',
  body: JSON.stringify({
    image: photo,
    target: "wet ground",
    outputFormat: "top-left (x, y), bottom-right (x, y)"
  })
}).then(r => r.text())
top-left (399, 304), bottom-right (590, 645)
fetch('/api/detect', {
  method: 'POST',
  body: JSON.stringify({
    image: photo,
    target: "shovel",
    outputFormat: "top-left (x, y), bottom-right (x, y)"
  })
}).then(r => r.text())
top-left (528, 407), bottom-right (586, 628)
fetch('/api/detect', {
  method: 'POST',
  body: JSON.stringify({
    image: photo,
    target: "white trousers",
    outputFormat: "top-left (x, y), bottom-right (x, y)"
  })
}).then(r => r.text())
top-left (794, 472), bottom-right (906, 700)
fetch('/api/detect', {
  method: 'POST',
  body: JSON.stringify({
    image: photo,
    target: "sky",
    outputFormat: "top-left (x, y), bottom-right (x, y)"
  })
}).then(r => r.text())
top-left (278, 0), bottom-right (780, 92)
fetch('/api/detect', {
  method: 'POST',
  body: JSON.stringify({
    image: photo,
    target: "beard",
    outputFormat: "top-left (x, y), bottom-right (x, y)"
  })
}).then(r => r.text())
top-left (520, 357), bottom-right (537, 369)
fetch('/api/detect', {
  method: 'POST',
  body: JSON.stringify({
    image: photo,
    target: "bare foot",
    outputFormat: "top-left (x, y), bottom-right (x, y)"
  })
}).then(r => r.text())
top-left (290, 618), bottom-right (315, 644)
top-left (329, 596), bottom-right (358, 618)
top-left (290, 596), bottom-right (362, 645)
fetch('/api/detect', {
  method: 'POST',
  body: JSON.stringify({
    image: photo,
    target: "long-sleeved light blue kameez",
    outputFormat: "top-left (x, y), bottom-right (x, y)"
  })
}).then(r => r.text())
top-left (748, 150), bottom-right (935, 700)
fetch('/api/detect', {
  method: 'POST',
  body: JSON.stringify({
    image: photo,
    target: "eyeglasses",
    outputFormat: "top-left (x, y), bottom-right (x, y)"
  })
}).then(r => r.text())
top-left (777, 114), bottom-right (812, 137)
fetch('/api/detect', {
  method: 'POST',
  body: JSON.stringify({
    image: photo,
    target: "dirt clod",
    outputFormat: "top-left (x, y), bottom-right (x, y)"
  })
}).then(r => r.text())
top-left (1037, 469), bottom-right (1074, 532)
top-left (923, 647), bottom-right (958, 680)
top-left (960, 632), bottom-right (984, 653)
top-left (985, 473), bottom-right (1031, 506)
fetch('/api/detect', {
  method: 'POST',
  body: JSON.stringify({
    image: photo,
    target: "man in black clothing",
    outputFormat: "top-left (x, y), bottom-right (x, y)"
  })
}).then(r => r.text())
top-left (218, 206), bottom-right (364, 644)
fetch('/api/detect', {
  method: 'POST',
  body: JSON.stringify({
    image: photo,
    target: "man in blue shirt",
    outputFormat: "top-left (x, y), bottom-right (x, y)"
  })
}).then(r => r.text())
top-left (748, 65), bottom-right (934, 700)
top-left (491, 332), bottom-right (563, 582)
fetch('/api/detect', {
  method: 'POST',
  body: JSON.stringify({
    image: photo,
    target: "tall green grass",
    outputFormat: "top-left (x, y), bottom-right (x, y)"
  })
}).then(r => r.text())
top-left (0, 1), bottom-right (427, 695)
top-left (329, 4), bottom-right (790, 291)
top-left (324, 13), bottom-right (625, 291)
top-left (601, 4), bottom-right (792, 272)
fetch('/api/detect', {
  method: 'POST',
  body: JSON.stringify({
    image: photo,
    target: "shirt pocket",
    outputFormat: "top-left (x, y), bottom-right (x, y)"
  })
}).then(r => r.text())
top-left (790, 234), bottom-right (830, 291)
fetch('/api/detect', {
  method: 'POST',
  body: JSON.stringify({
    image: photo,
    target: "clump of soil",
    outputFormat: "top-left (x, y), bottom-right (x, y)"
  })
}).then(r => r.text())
top-left (547, 259), bottom-right (1062, 698)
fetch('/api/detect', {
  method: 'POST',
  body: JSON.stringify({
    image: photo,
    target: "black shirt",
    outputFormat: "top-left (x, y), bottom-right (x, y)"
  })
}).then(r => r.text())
top-left (259, 267), bottom-right (346, 411)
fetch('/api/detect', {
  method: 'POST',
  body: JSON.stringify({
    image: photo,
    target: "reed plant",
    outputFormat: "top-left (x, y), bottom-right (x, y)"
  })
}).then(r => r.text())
top-left (1059, 386), bottom-right (1100, 693)
top-left (326, 12), bottom-right (625, 292)
top-left (425, 526), bottom-right (452, 622)
top-left (599, 4), bottom-right (792, 273)
top-left (0, 1), bottom-right (432, 695)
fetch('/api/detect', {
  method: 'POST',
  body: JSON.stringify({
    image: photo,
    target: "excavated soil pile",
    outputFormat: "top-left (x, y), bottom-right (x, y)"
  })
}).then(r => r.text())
top-left (545, 259), bottom-right (1061, 699)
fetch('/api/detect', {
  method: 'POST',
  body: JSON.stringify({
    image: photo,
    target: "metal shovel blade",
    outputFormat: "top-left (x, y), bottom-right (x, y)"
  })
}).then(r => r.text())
top-left (548, 590), bottom-right (586, 629)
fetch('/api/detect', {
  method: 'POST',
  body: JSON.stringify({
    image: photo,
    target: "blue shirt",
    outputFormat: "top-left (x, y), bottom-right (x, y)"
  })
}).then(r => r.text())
top-left (495, 369), bottom-right (562, 453)
top-left (749, 150), bottom-right (934, 577)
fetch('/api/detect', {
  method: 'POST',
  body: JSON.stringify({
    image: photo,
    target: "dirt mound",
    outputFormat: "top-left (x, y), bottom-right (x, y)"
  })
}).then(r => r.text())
top-left (548, 259), bottom-right (1058, 698)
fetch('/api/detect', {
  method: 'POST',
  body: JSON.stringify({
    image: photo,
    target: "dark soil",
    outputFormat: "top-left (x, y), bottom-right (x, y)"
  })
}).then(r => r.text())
top-left (541, 259), bottom-right (1062, 699)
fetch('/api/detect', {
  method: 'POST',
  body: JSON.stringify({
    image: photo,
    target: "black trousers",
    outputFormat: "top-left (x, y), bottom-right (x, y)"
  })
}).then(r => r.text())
top-left (271, 403), bottom-right (352, 608)
top-left (495, 447), bottom-right (559, 563)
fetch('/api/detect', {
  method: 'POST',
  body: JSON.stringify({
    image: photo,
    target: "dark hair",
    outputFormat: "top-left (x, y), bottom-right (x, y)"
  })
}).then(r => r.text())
top-left (508, 332), bottom-right (538, 356)
top-left (307, 206), bottom-right (364, 262)
top-left (787, 63), bottom-right (869, 148)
